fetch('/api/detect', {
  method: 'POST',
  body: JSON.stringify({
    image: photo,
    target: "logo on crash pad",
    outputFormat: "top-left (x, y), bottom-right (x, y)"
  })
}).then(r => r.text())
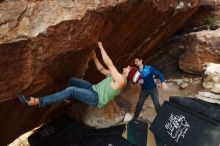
top-left (165, 113), bottom-right (190, 142)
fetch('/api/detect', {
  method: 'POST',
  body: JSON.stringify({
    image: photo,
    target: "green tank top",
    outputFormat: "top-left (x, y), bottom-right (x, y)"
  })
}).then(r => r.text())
top-left (92, 75), bottom-right (121, 108)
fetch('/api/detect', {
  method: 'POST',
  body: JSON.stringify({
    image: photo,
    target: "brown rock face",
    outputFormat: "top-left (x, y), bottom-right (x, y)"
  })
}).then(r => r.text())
top-left (179, 28), bottom-right (220, 74)
top-left (0, 0), bottom-right (200, 145)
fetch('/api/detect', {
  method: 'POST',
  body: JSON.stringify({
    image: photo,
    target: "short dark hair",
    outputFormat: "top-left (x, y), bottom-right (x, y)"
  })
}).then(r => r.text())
top-left (134, 56), bottom-right (143, 60)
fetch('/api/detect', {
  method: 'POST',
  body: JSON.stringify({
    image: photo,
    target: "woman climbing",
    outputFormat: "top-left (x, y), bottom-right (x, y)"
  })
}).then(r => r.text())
top-left (19, 41), bottom-right (142, 108)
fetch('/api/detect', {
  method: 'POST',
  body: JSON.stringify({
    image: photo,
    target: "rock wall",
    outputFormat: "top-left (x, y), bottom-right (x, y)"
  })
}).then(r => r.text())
top-left (179, 0), bottom-right (220, 74)
top-left (0, 0), bottom-right (200, 145)
top-left (179, 28), bottom-right (220, 74)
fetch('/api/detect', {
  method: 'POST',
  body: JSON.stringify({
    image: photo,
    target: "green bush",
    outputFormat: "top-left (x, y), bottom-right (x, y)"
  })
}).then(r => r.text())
top-left (203, 15), bottom-right (216, 29)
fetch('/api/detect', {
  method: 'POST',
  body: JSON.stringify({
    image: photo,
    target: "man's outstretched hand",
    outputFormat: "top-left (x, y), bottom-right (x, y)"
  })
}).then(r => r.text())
top-left (161, 82), bottom-right (168, 89)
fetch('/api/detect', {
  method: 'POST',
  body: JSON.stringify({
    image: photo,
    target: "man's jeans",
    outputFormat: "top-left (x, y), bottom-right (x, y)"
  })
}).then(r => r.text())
top-left (134, 88), bottom-right (161, 119)
top-left (39, 77), bottom-right (99, 107)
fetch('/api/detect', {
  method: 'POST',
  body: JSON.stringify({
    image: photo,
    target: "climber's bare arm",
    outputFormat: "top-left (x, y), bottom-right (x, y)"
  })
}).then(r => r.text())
top-left (97, 42), bottom-right (126, 89)
top-left (92, 51), bottom-right (110, 76)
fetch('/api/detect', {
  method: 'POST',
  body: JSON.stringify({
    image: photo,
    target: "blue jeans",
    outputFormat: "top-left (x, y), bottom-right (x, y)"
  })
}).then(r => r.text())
top-left (134, 88), bottom-right (161, 118)
top-left (39, 77), bottom-right (99, 107)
